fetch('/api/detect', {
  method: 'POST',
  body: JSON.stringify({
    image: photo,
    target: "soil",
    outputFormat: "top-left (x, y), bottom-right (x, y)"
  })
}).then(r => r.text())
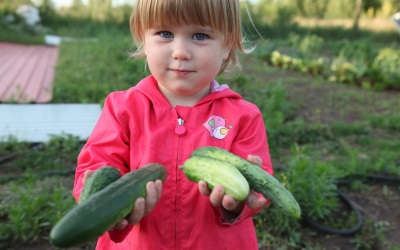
top-left (302, 184), bottom-right (400, 250)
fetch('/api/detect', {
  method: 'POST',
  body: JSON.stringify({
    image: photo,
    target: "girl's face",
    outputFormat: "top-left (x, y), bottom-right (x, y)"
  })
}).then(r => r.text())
top-left (144, 24), bottom-right (230, 107)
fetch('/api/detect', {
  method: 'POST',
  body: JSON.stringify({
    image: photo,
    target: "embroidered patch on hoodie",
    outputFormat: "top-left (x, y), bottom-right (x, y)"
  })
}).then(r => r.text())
top-left (203, 115), bottom-right (233, 140)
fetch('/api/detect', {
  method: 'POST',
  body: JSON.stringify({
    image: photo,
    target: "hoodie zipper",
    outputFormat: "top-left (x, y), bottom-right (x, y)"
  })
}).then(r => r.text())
top-left (174, 115), bottom-right (186, 249)
top-left (175, 118), bottom-right (186, 135)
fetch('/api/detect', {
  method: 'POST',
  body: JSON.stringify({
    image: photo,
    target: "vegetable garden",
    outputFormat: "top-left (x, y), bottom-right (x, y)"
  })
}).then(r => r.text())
top-left (1, 0), bottom-right (400, 249)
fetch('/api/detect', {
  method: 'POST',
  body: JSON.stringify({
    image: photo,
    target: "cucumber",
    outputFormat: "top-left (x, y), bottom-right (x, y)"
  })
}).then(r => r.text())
top-left (50, 163), bottom-right (167, 248)
top-left (180, 156), bottom-right (250, 201)
top-left (191, 146), bottom-right (301, 218)
top-left (79, 166), bottom-right (121, 203)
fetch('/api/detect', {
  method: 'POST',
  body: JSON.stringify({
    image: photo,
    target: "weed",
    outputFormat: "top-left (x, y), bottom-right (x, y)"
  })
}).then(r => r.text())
top-left (0, 177), bottom-right (75, 247)
top-left (351, 219), bottom-right (393, 250)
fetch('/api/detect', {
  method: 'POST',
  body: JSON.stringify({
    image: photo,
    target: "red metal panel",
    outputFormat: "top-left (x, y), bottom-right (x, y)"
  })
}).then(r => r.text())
top-left (0, 42), bottom-right (59, 103)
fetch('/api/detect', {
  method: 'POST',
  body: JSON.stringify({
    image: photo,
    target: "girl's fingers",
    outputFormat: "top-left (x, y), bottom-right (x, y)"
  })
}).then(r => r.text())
top-left (113, 219), bottom-right (128, 230)
top-left (82, 170), bottom-right (93, 184)
top-left (155, 180), bottom-right (163, 200)
top-left (221, 195), bottom-right (239, 211)
top-left (246, 190), bottom-right (267, 210)
top-left (209, 185), bottom-right (224, 207)
top-left (247, 155), bottom-right (262, 167)
top-left (144, 182), bottom-right (158, 215)
top-left (128, 198), bottom-right (146, 225)
top-left (198, 180), bottom-right (211, 196)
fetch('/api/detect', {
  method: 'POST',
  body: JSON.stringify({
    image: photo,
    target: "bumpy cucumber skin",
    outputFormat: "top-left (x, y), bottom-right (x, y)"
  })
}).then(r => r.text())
top-left (50, 163), bottom-right (167, 248)
top-left (191, 146), bottom-right (301, 218)
top-left (79, 166), bottom-right (121, 203)
top-left (180, 156), bottom-right (250, 201)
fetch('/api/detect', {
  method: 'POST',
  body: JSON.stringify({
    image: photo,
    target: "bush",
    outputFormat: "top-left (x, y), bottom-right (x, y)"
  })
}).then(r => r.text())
top-left (373, 48), bottom-right (400, 74)
top-left (255, 145), bottom-right (340, 247)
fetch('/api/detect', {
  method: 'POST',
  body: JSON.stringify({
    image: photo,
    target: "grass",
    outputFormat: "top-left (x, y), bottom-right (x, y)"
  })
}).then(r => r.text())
top-left (1, 16), bottom-right (400, 249)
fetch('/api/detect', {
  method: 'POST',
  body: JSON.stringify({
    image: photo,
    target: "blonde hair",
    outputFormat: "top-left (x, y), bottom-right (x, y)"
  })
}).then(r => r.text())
top-left (129, 0), bottom-right (248, 74)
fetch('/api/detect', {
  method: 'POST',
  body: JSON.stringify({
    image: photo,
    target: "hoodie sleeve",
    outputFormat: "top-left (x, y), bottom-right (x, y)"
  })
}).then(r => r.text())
top-left (73, 92), bottom-right (131, 201)
top-left (214, 102), bottom-right (273, 225)
top-left (73, 92), bottom-right (133, 242)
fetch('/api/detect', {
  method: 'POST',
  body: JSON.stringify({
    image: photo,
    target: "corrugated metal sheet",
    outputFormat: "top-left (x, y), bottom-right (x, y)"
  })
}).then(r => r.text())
top-left (0, 42), bottom-right (59, 103)
top-left (0, 104), bottom-right (102, 142)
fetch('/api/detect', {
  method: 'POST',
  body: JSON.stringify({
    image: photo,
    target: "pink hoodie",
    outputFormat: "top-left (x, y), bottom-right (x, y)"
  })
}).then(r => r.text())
top-left (73, 75), bottom-right (273, 250)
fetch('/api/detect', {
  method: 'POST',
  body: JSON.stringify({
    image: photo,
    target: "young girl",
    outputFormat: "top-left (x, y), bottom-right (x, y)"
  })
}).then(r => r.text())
top-left (73, 0), bottom-right (274, 249)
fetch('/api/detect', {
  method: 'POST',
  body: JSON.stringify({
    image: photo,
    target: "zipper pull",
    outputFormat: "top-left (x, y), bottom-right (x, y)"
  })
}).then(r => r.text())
top-left (175, 118), bottom-right (186, 135)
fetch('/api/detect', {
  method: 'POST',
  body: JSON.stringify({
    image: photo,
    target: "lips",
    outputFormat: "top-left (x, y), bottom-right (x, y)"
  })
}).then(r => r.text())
top-left (170, 69), bottom-right (194, 76)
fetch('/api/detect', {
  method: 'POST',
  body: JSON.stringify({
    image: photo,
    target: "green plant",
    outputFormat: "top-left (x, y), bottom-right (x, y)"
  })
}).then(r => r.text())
top-left (284, 145), bottom-right (340, 220)
top-left (11, 133), bottom-right (83, 172)
top-left (0, 177), bottom-right (75, 247)
top-left (250, 80), bottom-right (294, 132)
top-left (373, 48), bottom-right (400, 74)
top-left (329, 58), bottom-right (365, 85)
top-left (337, 39), bottom-right (375, 63)
top-left (254, 144), bottom-right (341, 247)
top-left (288, 33), bottom-right (324, 55)
top-left (0, 136), bottom-right (29, 155)
top-left (351, 219), bottom-right (392, 250)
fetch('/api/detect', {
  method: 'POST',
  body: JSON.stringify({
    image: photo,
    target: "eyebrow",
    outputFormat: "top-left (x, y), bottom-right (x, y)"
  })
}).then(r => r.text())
top-left (195, 26), bottom-right (214, 33)
top-left (150, 25), bottom-right (215, 33)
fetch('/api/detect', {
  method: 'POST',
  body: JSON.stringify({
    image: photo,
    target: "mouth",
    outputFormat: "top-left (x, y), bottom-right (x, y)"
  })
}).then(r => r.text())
top-left (170, 69), bottom-right (194, 76)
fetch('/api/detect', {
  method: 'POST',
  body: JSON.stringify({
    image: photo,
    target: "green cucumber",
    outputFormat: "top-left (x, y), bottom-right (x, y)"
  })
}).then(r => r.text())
top-left (191, 146), bottom-right (301, 218)
top-left (79, 166), bottom-right (121, 203)
top-left (50, 163), bottom-right (167, 248)
top-left (180, 156), bottom-right (250, 201)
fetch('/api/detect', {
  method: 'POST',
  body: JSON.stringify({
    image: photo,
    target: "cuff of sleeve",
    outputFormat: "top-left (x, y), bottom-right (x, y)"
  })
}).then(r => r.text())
top-left (214, 206), bottom-right (251, 225)
top-left (108, 224), bottom-right (133, 243)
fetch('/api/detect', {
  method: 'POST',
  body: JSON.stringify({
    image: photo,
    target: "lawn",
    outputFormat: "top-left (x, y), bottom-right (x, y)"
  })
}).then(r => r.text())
top-left (1, 15), bottom-right (400, 249)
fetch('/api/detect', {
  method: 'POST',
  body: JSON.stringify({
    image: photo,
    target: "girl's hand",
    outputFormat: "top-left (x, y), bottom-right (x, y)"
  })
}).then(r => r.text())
top-left (198, 155), bottom-right (268, 219)
top-left (113, 180), bottom-right (163, 229)
top-left (82, 169), bottom-right (94, 185)
top-left (82, 170), bottom-right (163, 230)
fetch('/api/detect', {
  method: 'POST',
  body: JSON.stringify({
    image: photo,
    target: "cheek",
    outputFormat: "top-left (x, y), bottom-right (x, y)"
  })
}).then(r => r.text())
top-left (206, 52), bottom-right (226, 69)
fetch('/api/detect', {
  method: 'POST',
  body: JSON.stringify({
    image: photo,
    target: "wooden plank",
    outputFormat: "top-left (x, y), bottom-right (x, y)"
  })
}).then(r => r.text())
top-left (0, 104), bottom-right (102, 142)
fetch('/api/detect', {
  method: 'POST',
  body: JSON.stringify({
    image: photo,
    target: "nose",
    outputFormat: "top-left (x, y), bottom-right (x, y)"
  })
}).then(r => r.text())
top-left (172, 39), bottom-right (191, 60)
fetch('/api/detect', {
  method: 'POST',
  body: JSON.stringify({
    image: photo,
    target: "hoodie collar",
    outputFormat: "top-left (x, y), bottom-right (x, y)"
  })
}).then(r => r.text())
top-left (135, 75), bottom-right (242, 107)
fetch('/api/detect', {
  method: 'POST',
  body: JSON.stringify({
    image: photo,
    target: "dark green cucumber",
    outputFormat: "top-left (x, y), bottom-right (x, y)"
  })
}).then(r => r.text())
top-left (191, 146), bottom-right (301, 218)
top-left (50, 163), bottom-right (167, 248)
top-left (180, 156), bottom-right (250, 201)
top-left (79, 166), bottom-right (121, 203)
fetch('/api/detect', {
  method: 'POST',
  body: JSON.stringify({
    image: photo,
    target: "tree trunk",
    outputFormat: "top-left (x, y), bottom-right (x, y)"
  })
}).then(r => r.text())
top-left (353, 0), bottom-right (363, 31)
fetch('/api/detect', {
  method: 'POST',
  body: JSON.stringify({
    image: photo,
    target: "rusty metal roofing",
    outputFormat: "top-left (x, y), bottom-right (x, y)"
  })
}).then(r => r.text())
top-left (0, 42), bottom-right (59, 103)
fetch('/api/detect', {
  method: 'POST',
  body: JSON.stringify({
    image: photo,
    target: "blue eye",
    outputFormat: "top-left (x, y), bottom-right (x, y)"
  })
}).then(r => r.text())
top-left (193, 33), bottom-right (208, 40)
top-left (159, 31), bottom-right (173, 38)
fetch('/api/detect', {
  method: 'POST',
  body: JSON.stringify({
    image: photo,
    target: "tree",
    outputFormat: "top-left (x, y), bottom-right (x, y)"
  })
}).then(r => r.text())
top-left (363, 0), bottom-right (383, 11)
top-left (89, 0), bottom-right (112, 21)
top-left (353, 0), bottom-right (363, 30)
top-left (390, 0), bottom-right (400, 9)
top-left (294, 0), bottom-right (331, 18)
